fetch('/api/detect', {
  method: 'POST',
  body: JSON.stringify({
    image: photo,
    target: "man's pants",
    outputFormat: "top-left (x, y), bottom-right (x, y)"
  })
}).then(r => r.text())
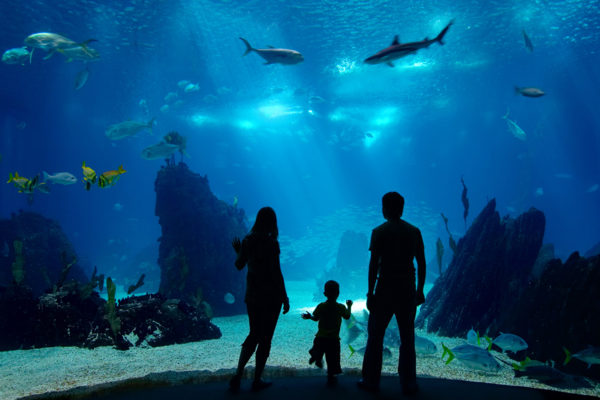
top-left (361, 292), bottom-right (417, 387)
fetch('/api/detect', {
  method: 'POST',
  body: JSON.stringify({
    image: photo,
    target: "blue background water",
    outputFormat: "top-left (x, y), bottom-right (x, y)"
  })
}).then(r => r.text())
top-left (1, 0), bottom-right (599, 287)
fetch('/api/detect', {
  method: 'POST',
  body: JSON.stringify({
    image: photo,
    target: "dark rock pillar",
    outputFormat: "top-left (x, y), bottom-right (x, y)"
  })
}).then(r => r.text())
top-left (415, 199), bottom-right (545, 337)
top-left (155, 162), bottom-right (247, 316)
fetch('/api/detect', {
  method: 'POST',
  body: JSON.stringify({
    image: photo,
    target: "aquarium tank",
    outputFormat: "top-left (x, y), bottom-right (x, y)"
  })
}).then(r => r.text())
top-left (0, 0), bottom-right (599, 399)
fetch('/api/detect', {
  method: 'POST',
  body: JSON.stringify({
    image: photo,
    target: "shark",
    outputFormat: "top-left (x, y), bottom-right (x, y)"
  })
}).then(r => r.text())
top-left (364, 20), bottom-right (454, 67)
top-left (239, 37), bottom-right (304, 65)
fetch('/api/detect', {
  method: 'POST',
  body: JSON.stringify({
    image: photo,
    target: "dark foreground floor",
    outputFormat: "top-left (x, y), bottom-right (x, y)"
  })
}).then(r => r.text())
top-left (36, 375), bottom-right (597, 400)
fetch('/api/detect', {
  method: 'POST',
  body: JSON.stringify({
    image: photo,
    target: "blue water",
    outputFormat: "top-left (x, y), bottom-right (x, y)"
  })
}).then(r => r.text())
top-left (1, 0), bottom-right (599, 289)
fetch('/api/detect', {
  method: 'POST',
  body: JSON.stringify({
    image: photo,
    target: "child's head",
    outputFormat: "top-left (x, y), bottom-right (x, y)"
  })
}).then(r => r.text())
top-left (323, 280), bottom-right (340, 301)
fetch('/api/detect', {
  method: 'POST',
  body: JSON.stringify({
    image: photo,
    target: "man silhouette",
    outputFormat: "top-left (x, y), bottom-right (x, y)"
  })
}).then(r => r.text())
top-left (358, 192), bottom-right (426, 395)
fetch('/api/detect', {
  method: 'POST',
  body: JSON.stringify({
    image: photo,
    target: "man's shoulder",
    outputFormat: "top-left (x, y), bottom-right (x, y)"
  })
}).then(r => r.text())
top-left (400, 219), bottom-right (421, 233)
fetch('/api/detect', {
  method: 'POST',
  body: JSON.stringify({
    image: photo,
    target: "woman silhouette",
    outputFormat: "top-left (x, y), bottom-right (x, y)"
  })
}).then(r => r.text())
top-left (230, 207), bottom-right (290, 392)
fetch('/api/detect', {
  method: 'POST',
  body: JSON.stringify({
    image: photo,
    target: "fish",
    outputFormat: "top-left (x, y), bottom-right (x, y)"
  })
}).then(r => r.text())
top-left (535, 187), bottom-right (544, 197)
top-left (82, 161), bottom-right (97, 190)
top-left (492, 333), bottom-right (528, 353)
top-left (343, 315), bottom-right (364, 344)
top-left (503, 110), bottom-right (526, 140)
top-left (7, 172), bottom-right (42, 194)
top-left (436, 238), bottom-right (444, 275)
top-left (57, 45), bottom-right (100, 62)
top-left (2, 47), bottom-right (31, 65)
top-left (74, 68), bottom-right (89, 90)
top-left (141, 141), bottom-right (179, 160)
top-left (515, 360), bottom-right (592, 389)
top-left (586, 183), bottom-right (599, 193)
top-left (177, 80), bottom-right (190, 89)
top-left (98, 165), bottom-right (126, 188)
top-left (442, 343), bottom-right (501, 373)
top-left (563, 346), bottom-right (600, 368)
top-left (522, 30), bottom-right (534, 52)
top-left (43, 171), bottom-right (77, 185)
top-left (164, 92), bottom-right (178, 103)
top-left (515, 86), bottom-right (545, 97)
top-left (467, 329), bottom-right (482, 346)
top-left (224, 292), bottom-right (235, 304)
top-left (239, 37), bottom-right (304, 65)
top-left (415, 335), bottom-right (437, 356)
top-left (349, 344), bottom-right (392, 360)
top-left (105, 118), bottom-right (155, 140)
top-left (461, 176), bottom-right (469, 228)
top-left (113, 203), bottom-right (124, 212)
top-left (364, 20), bottom-right (453, 67)
top-left (184, 83), bottom-right (200, 93)
top-left (25, 32), bottom-right (97, 61)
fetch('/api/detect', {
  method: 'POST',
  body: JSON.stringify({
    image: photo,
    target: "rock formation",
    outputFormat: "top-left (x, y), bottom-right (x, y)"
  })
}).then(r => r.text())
top-left (415, 199), bottom-right (546, 337)
top-left (313, 230), bottom-right (369, 301)
top-left (155, 162), bottom-right (247, 316)
top-left (0, 211), bottom-right (88, 296)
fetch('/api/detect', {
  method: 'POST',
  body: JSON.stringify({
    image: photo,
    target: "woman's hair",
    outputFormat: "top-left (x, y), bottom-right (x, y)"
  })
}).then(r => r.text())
top-left (250, 206), bottom-right (278, 239)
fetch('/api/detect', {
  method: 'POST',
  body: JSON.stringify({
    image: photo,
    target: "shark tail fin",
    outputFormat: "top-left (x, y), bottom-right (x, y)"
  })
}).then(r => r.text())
top-left (436, 19), bottom-right (454, 45)
top-left (441, 343), bottom-right (455, 365)
top-left (563, 347), bottom-right (572, 365)
top-left (239, 37), bottom-right (254, 56)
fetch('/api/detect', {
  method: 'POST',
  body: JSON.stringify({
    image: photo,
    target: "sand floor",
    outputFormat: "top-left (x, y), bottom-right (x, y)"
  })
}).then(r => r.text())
top-left (1, 281), bottom-right (598, 399)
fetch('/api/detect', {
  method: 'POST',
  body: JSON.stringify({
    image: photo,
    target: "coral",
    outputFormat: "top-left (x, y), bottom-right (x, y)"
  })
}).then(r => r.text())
top-left (11, 240), bottom-right (25, 285)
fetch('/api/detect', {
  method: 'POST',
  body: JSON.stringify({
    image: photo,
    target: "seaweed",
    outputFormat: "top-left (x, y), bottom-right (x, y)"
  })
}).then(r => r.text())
top-left (79, 266), bottom-right (105, 299)
top-left (56, 251), bottom-right (77, 288)
top-left (104, 277), bottom-right (121, 336)
top-left (127, 274), bottom-right (145, 295)
top-left (11, 240), bottom-right (25, 285)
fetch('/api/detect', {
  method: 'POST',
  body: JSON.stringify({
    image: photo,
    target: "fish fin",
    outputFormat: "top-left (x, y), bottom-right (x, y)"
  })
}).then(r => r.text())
top-left (263, 61), bottom-right (273, 65)
top-left (514, 86), bottom-right (521, 95)
top-left (267, 45), bottom-right (275, 48)
top-left (503, 108), bottom-right (510, 120)
top-left (435, 19), bottom-right (454, 45)
top-left (484, 335), bottom-right (493, 350)
top-left (348, 344), bottom-right (355, 357)
top-left (441, 343), bottom-right (455, 365)
top-left (239, 37), bottom-right (254, 56)
top-left (42, 171), bottom-right (49, 182)
top-left (563, 347), bottom-right (572, 365)
top-left (386, 62), bottom-right (395, 67)
top-left (7, 172), bottom-right (13, 183)
top-left (78, 39), bottom-right (98, 57)
top-left (43, 50), bottom-right (55, 60)
top-left (391, 35), bottom-right (400, 45)
top-left (476, 330), bottom-right (480, 346)
top-left (29, 48), bottom-right (34, 64)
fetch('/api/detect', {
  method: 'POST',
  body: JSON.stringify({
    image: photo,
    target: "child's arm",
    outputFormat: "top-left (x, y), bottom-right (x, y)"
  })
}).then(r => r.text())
top-left (301, 311), bottom-right (317, 321)
top-left (342, 300), bottom-right (353, 319)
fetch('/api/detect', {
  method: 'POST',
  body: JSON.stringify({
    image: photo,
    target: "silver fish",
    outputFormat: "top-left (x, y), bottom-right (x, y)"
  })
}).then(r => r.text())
top-left (43, 171), bottom-right (77, 185)
top-left (503, 110), bottom-right (526, 141)
top-left (239, 37), bottom-right (304, 65)
top-left (364, 20), bottom-right (453, 67)
top-left (141, 141), bottom-right (179, 160)
top-left (106, 118), bottom-right (155, 140)
top-left (2, 47), bottom-right (31, 65)
top-left (493, 333), bottom-right (528, 353)
top-left (515, 86), bottom-right (545, 97)
top-left (442, 343), bottom-right (501, 373)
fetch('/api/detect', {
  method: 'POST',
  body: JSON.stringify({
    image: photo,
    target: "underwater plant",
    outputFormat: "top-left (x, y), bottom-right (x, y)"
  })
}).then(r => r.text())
top-left (55, 251), bottom-right (77, 289)
top-left (105, 277), bottom-right (121, 336)
top-left (11, 240), bottom-right (25, 285)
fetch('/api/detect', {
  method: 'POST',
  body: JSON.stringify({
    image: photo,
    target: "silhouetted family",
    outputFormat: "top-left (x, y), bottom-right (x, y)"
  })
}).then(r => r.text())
top-left (230, 192), bottom-right (426, 396)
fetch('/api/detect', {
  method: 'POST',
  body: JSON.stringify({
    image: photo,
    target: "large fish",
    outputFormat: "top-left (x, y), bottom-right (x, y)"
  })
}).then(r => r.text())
top-left (141, 141), bottom-right (179, 160)
top-left (492, 333), bottom-right (528, 353)
top-left (522, 30), bottom-right (534, 52)
top-left (239, 37), bottom-right (304, 65)
top-left (515, 86), bottom-right (545, 97)
top-left (503, 110), bottom-right (526, 141)
top-left (564, 346), bottom-right (600, 368)
top-left (2, 47), bottom-right (31, 65)
top-left (43, 171), bottom-right (77, 185)
top-left (364, 20), bottom-right (453, 67)
top-left (442, 343), bottom-right (501, 373)
top-left (105, 118), bottom-right (155, 140)
top-left (24, 32), bottom-right (97, 61)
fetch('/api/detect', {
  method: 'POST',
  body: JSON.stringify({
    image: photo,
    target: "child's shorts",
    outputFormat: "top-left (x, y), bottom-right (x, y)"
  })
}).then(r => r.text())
top-left (309, 336), bottom-right (342, 375)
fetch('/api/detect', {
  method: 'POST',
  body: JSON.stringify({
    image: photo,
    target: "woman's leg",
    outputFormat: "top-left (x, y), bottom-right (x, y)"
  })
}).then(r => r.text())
top-left (253, 302), bottom-right (282, 384)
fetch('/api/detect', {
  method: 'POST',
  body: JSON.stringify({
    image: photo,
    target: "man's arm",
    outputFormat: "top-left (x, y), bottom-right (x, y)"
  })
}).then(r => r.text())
top-left (367, 251), bottom-right (379, 296)
top-left (415, 230), bottom-right (426, 305)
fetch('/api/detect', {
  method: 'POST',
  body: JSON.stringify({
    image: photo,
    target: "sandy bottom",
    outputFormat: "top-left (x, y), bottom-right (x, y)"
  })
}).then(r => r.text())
top-left (1, 281), bottom-right (598, 399)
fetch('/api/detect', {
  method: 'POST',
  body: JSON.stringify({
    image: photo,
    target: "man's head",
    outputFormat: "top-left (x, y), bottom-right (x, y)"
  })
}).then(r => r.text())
top-left (382, 192), bottom-right (405, 220)
top-left (324, 280), bottom-right (340, 301)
